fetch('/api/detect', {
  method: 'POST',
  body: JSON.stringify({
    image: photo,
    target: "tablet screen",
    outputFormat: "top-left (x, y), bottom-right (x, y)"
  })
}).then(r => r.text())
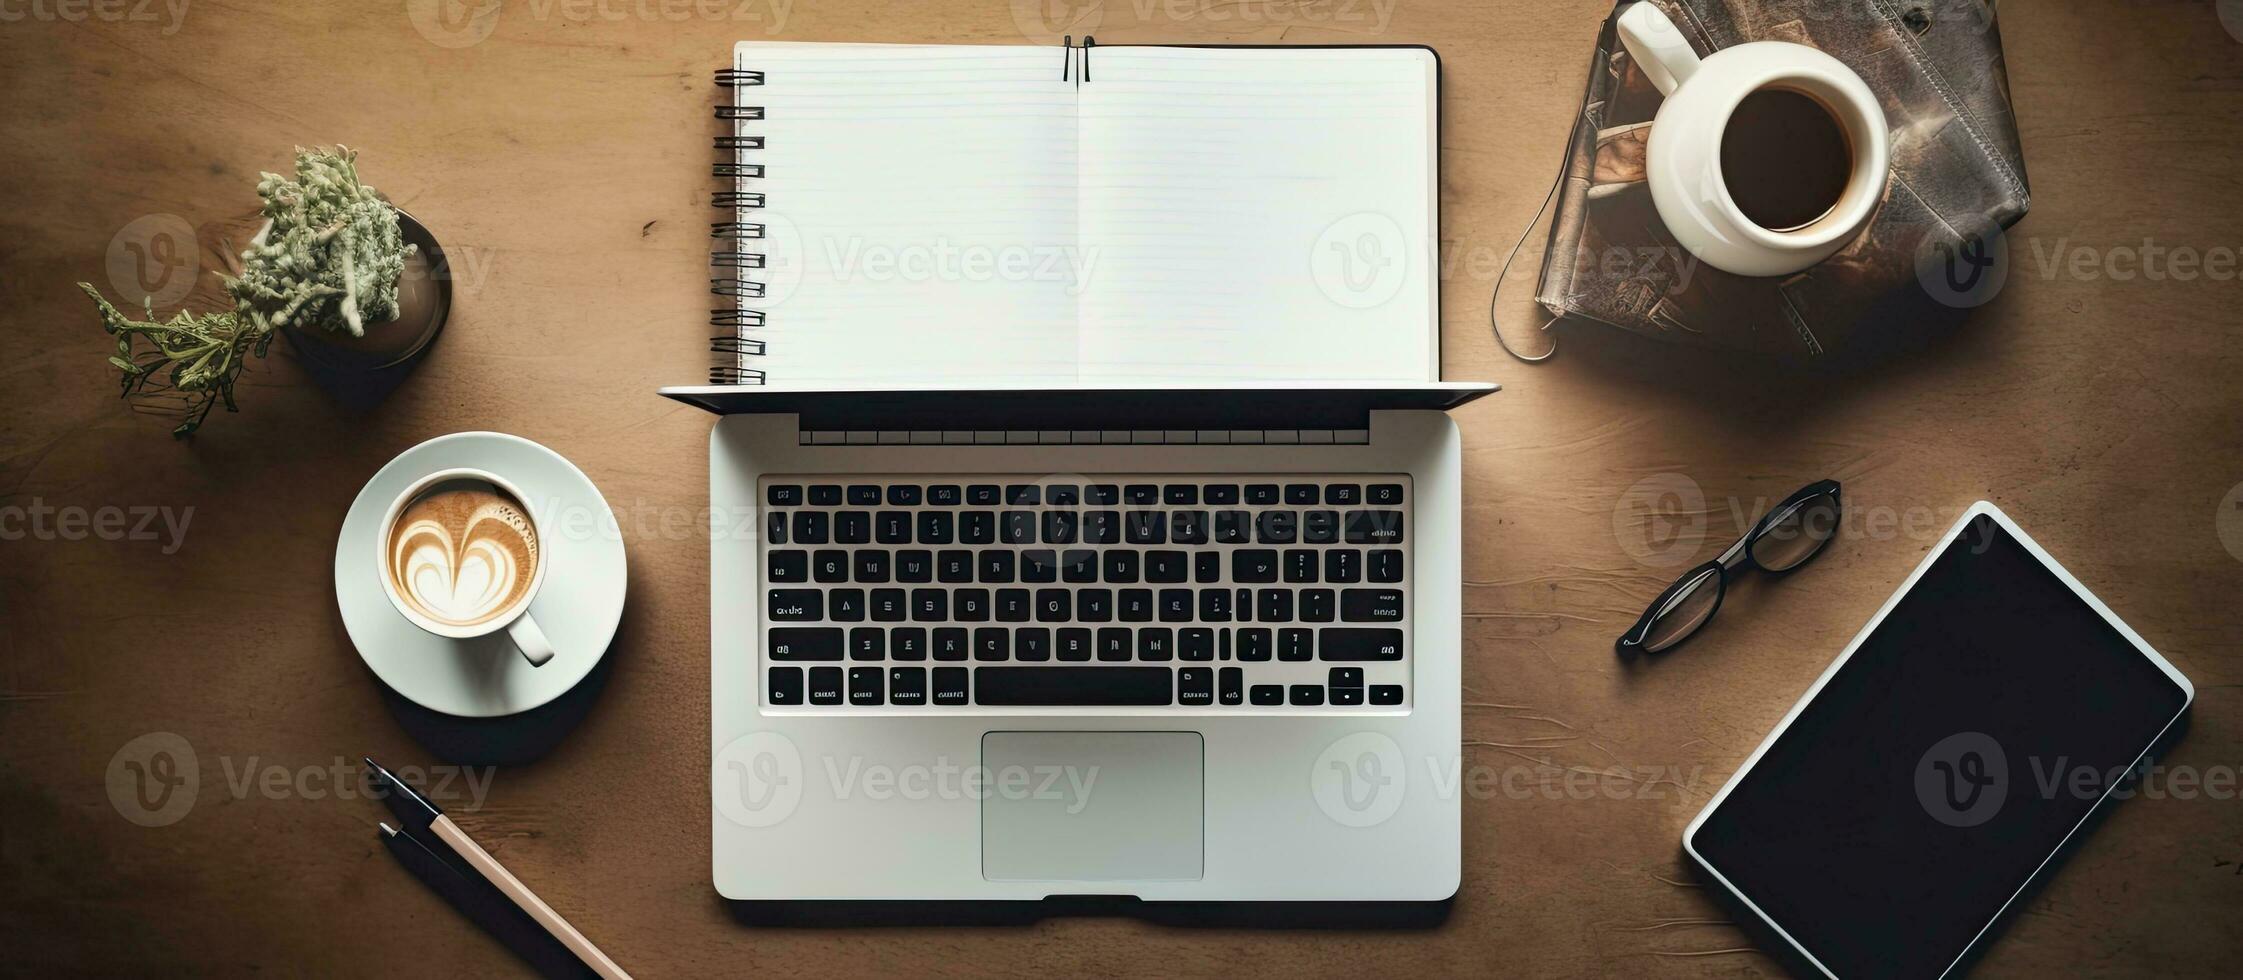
top-left (1691, 513), bottom-right (2189, 978)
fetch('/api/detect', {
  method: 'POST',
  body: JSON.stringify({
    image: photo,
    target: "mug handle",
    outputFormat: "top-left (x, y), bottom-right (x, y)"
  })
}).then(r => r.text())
top-left (1616, 3), bottom-right (1701, 98)
top-left (508, 611), bottom-right (556, 667)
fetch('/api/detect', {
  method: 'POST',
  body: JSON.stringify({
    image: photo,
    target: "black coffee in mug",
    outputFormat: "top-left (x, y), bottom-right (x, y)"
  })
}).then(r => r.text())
top-left (1719, 87), bottom-right (1855, 232)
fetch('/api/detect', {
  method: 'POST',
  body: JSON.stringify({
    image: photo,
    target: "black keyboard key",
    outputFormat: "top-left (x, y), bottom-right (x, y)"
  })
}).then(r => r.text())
top-left (1206, 484), bottom-right (1240, 505)
top-left (1182, 628), bottom-right (1216, 661)
top-left (1289, 684), bottom-right (1325, 706)
top-left (917, 511), bottom-right (954, 545)
top-left (1102, 550), bottom-right (1140, 583)
top-left (1078, 589), bottom-right (1113, 622)
top-left (1214, 510), bottom-right (1252, 544)
top-left (1367, 483), bottom-right (1405, 505)
top-left (855, 551), bottom-right (891, 583)
top-left (1047, 485), bottom-right (1079, 506)
top-left (887, 484), bottom-right (922, 506)
top-left (1170, 510), bottom-right (1209, 544)
top-left (1329, 668), bottom-right (1364, 688)
top-left (768, 551), bottom-right (808, 583)
top-left (767, 484), bottom-right (803, 506)
top-left (978, 550), bottom-right (1016, 583)
top-left (1021, 549), bottom-right (1059, 583)
top-left (1035, 588), bottom-right (1071, 622)
top-left (1198, 588), bottom-right (1233, 622)
top-left (870, 589), bottom-right (906, 622)
top-left (975, 627), bottom-right (1010, 661)
top-left (890, 667), bottom-right (927, 705)
top-left (1344, 510), bottom-right (1406, 545)
top-left (808, 666), bottom-right (844, 704)
top-left (1096, 627), bottom-right (1133, 661)
top-left (911, 588), bottom-right (948, 621)
top-left (967, 484), bottom-right (1001, 506)
top-left (1146, 550), bottom-right (1189, 583)
top-left (1369, 549), bottom-right (1405, 583)
top-left (933, 628), bottom-right (969, 661)
top-left (1195, 552), bottom-right (1222, 584)
top-left (768, 589), bottom-right (822, 621)
top-left (808, 484), bottom-right (842, 506)
top-left (850, 627), bottom-right (885, 661)
top-left (1043, 511), bottom-right (1079, 544)
top-left (1159, 589), bottom-right (1194, 622)
top-left (1278, 628), bottom-right (1314, 661)
top-left (959, 511), bottom-right (996, 544)
top-left (1081, 511), bottom-right (1119, 544)
top-left (1258, 589), bottom-right (1294, 622)
top-left (1001, 511), bottom-right (1037, 544)
top-left (1124, 511), bottom-right (1167, 545)
top-left (1061, 549), bottom-right (1098, 583)
top-left (975, 667), bottom-right (1174, 706)
top-left (927, 485), bottom-right (962, 506)
top-left (954, 589), bottom-right (990, 622)
top-left (1303, 510), bottom-right (1340, 544)
top-left (829, 589), bottom-right (866, 622)
top-left (1341, 589), bottom-right (1406, 622)
top-left (1369, 684), bottom-right (1405, 705)
top-left (897, 550), bottom-right (933, 583)
top-left (1085, 484), bottom-right (1119, 505)
top-left (1325, 549), bottom-right (1362, 583)
top-left (813, 550), bottom-right (848, 583)
top-left (1330, 686), bottom-right (1365, 705)
top-left (848, 485), bottom-right (881, 506)
top-left (1006, 484), bottom-right (1041, 506)
top-left (875, 511), bottom-right (911, 544)
top-left (1119, 589), bottom-right (1154, 622)
top-left (937, 550), bottom-right (973, 583)
top-left (1233, 549), bottom-right (1280, 583)
top-left (1140, 628), bottom-right (1175, 662)
top-left (892, 628), bottom-right (927, 661)
top-left (793, 511), bottom-right (830, 544)
top-left (1284, 549), bottom-right (1319, 583)
top-left (1219, 667), bottom-right (1243, 704)
top-left (766, 512), bottom-right (787, 545)
top-left (1244, 484), bottom-right (1281, 505)
top-left (768, 666), bottom-right (804, 705)
top-left (1057, 628), bottom-right (1093, 661)
top-left (1256, 510), bottom-right (1298, 544)
top-left (996, 589), bottom-right (1032, 622)
top-left (1326, 484), bottom-right (1362, 506)
top-left (1301, 589), bottom-right (1335, 622)
top-left (1237, 628), bottom-right (1273, 661)
top-left (933, 666), bottom-right (969, 704)
top-left (1177, 666), bottom-right (1212, 704)
top-left (1165, 484), bottom-right (1199, 505)
top-left (1250, 683), bottom-right (1284, 705)
top-left (1125, 484), bottom-right (1160, 505)
top-left (1016, 628), bottom-right (1052, 662)
top-left (1284, 484), bottom-right (1320, 505)
top-left (1321, 628), bottom-right (1404, 661)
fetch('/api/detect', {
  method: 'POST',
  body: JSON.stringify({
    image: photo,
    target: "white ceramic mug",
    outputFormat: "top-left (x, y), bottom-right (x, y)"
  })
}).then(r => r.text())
top-left (1616, 2), bottom-right (1890, 277)
top-left (375, 467), bottom-right (556, 666)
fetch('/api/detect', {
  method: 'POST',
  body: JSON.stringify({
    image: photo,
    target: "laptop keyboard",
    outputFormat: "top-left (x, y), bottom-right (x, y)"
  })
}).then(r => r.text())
top-left (757, 475), bottom-right (1410, 711)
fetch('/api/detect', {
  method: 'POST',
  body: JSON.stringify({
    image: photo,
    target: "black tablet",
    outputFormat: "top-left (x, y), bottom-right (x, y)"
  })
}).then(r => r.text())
top-left (1685, 503), bottom-right (2193, 979)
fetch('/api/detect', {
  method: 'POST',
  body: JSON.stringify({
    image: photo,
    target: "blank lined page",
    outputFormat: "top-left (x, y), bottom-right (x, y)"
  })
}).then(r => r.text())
top-left (738, 43), bottom-right (1082, 386)
top-left (1076, 46), bottom-right (1438, 383)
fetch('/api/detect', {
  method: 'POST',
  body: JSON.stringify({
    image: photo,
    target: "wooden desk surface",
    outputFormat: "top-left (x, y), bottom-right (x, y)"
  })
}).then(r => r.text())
top-left (4, 1), bottom-right (2240, 975)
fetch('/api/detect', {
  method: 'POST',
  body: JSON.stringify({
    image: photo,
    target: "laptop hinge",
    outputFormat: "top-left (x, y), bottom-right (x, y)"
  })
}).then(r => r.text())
top-left (799, 428), bottom-right (1371, 446)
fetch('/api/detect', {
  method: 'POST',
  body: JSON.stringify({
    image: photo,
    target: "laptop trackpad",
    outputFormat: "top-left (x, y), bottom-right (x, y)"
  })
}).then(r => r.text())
top-left (981, 731), bottom-right (1203, 882)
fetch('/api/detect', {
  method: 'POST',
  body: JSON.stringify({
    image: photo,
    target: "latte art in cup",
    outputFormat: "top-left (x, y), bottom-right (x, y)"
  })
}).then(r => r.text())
top-left (384, 482), bottom-right (541, 628)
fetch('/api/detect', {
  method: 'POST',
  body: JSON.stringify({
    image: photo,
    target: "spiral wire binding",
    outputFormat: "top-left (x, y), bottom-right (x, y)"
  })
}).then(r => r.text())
top-left (711, 64), bottom-right (769, 385)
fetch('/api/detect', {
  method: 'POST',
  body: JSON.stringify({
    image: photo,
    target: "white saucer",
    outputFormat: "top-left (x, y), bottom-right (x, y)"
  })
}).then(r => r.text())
top-left (337, 431), bottom-right (626, 718)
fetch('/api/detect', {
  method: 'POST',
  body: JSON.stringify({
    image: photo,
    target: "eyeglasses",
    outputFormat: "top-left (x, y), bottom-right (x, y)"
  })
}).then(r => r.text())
top-left (1615, 479), bottom-right (1842, 656)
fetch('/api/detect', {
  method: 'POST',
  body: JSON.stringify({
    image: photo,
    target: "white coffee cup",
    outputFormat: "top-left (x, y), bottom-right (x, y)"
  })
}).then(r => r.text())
top-left (375, 467), bottom-right (556, 666)
top-left (1615, 2), bottom-right (1890, 277)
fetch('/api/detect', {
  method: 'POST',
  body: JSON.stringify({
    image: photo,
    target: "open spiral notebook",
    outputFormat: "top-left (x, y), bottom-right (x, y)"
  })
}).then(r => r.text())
top-left (710, 40), bottom-right (1439, 388)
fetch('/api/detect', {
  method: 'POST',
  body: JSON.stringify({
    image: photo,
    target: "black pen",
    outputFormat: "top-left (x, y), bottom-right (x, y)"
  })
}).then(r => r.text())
top-left (369, 757), bottom-right (631, 979)
top-left (378, 821), bottom-right (592, 978)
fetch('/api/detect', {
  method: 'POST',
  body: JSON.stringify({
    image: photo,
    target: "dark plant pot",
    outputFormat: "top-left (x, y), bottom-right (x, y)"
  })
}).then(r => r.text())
top-left (276, 208), bottom-right (451, 409)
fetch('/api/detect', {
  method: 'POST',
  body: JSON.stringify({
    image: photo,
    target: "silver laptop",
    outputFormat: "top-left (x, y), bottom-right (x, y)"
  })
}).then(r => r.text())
top-left (661, 382), bottom-right (1490, 902)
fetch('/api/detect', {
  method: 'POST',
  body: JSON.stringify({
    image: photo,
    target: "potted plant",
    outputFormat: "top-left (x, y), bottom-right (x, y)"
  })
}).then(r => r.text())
top-left (81, 146), bottom-right (449, 436)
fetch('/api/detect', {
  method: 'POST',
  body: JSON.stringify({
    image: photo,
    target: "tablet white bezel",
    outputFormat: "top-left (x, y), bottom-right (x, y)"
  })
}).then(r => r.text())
top-left (1680, 500), bottom-right (2195, 979)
